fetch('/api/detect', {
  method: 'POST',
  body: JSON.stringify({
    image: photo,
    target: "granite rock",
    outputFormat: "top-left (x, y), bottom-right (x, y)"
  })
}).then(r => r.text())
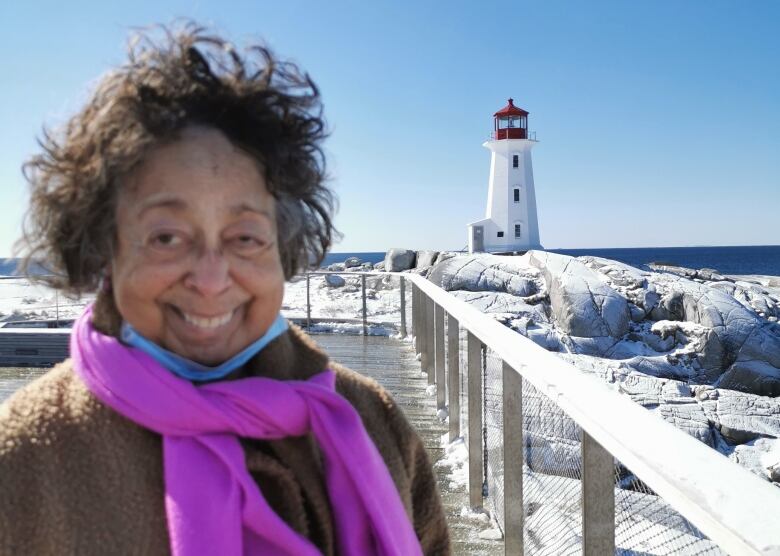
top-left (384, 249), bottom-right (416, 272)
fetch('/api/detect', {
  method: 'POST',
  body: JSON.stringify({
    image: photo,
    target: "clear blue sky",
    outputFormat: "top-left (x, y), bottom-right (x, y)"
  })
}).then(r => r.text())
top-left (1, 1), bottom-right (778, 254)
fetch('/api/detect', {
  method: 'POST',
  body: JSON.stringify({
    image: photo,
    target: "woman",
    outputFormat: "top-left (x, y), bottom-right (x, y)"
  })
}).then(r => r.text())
top-left (0, 23), bottom-right (449, 555)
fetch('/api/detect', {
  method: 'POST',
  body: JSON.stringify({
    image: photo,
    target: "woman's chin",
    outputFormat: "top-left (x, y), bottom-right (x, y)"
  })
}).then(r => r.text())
top-left (180, 346), bottom-right (234, 367)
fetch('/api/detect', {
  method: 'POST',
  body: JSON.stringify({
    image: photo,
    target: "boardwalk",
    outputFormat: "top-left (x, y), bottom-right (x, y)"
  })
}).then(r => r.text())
top-left (314, 333), bottom-right (504, 555)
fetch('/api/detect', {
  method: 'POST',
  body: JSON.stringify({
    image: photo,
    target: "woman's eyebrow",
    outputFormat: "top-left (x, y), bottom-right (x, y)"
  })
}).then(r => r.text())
top-left (229, 202), bottom-right (273, 219)
top-left (136, 195), bottom-right (188, 216)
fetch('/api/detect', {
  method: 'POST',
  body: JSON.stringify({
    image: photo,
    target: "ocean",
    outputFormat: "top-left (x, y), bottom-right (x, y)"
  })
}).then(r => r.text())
top-left (324, 245), bottom-right (780, 276)
top-left (2, 246), bottom-right (778, 277)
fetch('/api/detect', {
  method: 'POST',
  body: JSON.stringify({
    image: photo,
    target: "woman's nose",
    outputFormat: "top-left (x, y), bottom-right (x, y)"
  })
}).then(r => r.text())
top-left (184, 249), bottom-right (233, 296)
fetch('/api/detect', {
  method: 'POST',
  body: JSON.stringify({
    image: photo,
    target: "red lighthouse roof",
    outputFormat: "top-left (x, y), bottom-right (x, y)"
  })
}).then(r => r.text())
top-left (494, 98), bottom-right (528, 117)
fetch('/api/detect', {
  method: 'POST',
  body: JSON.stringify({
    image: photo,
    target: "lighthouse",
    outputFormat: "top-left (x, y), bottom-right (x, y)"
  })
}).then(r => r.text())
top-left (467, 98), bottom-right (543, 253)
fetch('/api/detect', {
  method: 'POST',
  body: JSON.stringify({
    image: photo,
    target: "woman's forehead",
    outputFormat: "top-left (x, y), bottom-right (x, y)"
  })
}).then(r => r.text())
top-left (120, 126), bottom-right (273, 215)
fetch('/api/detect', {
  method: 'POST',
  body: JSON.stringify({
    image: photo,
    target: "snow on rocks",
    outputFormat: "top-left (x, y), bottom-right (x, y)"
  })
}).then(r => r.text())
top-left (324, 274), bottom-right (346, 288)
top-left (699, 389), bottom-right (780, 443)
top-left (384, 248), bottom-right (416, 272)
top-left (528, 251), bottom-right (630, 355)
top-left (343, 256), bottom-right (362, 268)
top-left (426, 250), bottom-right (780, 484)
top-left (428, 253), bottom-right (541, 297)
top-left (415, 250), bottom-right (439, 269)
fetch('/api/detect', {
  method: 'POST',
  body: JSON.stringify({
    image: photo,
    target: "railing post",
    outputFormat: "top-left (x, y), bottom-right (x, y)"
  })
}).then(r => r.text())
top-left (306, 274), bottom-right (311, 329)
top-left (399, 277), bottom-right (407, 338)
top-left (419, 290), bottom-right (430, 373)
top-left (467, 331), bottom-right (483, 508)
top-left (582, 432), bottom-right (615, 555)
top-left (447, 314), bottom-right (460, 442)
top-left (361, 274), bottom-right (367, 336)
top-left (503, 361), bottom-right (523, 554)
top-left (412, 284), bottom-right (421, 355)
top-left (425, 295), bottom-right (435, 384)
top-left (434, 303), bottom-right (445, 410)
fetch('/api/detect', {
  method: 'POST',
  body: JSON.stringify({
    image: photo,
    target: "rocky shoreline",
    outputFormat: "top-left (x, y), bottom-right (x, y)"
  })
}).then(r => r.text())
top-left (325, 248), bottom-right (780, 485)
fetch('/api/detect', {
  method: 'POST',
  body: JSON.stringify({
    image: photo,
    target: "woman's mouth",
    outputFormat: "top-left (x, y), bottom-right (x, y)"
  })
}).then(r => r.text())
top-left (179, 309), bottom-right (235, 330)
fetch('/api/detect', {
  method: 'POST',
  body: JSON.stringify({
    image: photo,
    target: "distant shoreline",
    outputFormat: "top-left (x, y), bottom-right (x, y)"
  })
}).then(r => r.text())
top-left (324, 245), bottom-right (780, 277)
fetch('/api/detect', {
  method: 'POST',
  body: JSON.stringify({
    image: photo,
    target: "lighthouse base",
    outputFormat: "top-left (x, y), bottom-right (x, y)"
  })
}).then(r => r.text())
top-left (467, 219), bottom-right (543, 254)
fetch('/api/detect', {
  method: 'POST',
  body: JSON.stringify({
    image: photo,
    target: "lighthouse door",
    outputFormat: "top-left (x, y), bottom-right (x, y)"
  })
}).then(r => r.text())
top-left (472, 226), bottom-right (484, 252)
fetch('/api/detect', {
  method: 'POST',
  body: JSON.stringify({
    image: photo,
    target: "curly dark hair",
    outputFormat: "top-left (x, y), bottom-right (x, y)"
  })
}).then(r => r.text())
top-left (17, 22), bottom-right (337, 293)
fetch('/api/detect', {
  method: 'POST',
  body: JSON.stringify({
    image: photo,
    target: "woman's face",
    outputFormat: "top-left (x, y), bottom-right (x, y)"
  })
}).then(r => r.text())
top-left (112, 126), bottom-right (285, 365)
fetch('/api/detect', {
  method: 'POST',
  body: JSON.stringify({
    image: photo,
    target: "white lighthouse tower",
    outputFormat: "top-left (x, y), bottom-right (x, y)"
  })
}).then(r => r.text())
top-left (467, 98), bottom-right (543, 253)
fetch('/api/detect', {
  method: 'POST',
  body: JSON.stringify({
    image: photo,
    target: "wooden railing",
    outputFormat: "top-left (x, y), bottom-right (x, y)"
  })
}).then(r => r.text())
top-left (399, 272), bottom-right (780, 556)
top-left (298, 271), bottom-right (406, 336)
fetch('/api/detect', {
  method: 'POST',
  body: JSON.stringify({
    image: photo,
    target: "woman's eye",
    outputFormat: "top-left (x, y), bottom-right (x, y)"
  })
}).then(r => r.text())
top-left (230, 234), bottom-right (266, 253)
top-left (148, 231), bottom-right (186, 249)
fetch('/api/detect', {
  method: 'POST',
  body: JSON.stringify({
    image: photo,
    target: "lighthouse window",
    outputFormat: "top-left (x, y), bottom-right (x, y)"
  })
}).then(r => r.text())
top-left (514, 223), bottom-right (522, 238)
top-left (512, 155), bottom-right (519, 168)
top-left (497, 231), bottom-right (504, 238)
top-left (514, 188), bottom-right (520, 202)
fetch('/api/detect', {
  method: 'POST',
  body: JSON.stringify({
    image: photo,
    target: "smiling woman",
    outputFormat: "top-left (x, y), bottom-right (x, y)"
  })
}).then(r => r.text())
top-left (0, 22), bottom-right (448, 556)
top-left (112, 126), bottom-right (285, 365)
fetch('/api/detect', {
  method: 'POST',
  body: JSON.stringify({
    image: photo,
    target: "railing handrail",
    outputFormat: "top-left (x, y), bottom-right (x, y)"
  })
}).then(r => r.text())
top-left (395, 272), bottom-right (780, 556)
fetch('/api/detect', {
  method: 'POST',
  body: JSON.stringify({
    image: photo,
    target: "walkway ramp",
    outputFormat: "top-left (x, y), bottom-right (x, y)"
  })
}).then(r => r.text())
top-left (314, 333), bottom-right (503, 555)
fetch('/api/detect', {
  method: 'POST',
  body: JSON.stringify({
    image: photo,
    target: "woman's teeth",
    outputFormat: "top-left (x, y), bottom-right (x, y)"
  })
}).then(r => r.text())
top-left (182, 310), bottom-right (234, 329)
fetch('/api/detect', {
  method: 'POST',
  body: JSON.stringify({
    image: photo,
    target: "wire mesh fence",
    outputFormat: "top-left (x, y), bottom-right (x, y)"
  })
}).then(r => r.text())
top-left (518, 378), bottom-right (583, 555)
top-left (282, 277), bottom-right (754, 554)
top-left (612, 462), bottom-right (724, 555)
top-left (484, 345), bottom-right (584, 555)
top-left (443, 300), bottom-right (724, 555)
top-left (458, 325), bottom-right (470, 450)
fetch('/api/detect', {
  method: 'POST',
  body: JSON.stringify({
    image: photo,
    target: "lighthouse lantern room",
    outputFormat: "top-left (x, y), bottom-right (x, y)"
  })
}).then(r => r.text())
top-left (493, 98), bottom-right (529, 140)
top-left (467, 98), bottom-right (543, 253)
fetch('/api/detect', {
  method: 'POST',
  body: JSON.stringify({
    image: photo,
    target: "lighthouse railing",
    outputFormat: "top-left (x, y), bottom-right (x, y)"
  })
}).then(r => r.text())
top-left (400, 272), bottom-right (780, 556)
top-left (488, 130), bottom-right (538, 141)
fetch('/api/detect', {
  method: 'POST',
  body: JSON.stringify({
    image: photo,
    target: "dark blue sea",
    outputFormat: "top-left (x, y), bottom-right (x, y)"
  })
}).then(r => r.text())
top-left (323, 246), bottom-right (780, 276)
top-left (3, 246), bottom-right (778, 277)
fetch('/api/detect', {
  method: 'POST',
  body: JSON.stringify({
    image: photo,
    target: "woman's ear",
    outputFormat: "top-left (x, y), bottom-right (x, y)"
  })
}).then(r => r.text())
top-left (99, 269), bottom-right (112, 293)
top-left (92, 268), bottom-right (121, 337)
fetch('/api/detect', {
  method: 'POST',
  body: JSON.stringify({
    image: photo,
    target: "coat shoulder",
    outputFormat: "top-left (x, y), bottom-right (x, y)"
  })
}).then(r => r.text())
top-left (0, 360), bottom-right (167, 555)
top-left (0, 361), bottom-right (107, 450)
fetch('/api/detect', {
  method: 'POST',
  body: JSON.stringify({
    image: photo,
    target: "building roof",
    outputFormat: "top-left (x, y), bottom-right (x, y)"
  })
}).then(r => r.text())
top-left (494, 98), bottom-right (529, 117)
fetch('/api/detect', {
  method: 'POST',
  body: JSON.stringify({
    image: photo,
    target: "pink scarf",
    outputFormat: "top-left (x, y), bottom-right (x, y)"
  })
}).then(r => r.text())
top-left (71, 305), bottom-right (423, 556)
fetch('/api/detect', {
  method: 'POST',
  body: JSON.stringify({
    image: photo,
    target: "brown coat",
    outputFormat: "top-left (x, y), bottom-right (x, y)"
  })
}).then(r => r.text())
top-left (0, 325), bottom-right (450, 555)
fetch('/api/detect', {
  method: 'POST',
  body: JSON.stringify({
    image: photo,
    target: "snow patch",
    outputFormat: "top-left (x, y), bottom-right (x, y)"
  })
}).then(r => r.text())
top-left (435, 437), bottom-right (468, 488)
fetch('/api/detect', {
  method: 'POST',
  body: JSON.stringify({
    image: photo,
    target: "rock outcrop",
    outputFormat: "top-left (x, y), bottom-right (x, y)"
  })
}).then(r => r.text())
top-left (384, 249), bottom-right (416, 272)
top-left (428, 251), bottom-right (780, 483)
top-left (415, 250), bottom-right (439, 269)
top-left (324, 274), bottom-right (346, 288)
top-left (528, 252), bottom-right (630, 355)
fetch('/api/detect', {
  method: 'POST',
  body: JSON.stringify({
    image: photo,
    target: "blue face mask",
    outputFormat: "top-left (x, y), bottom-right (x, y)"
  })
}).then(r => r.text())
top-left (120, 314), bottom-right (290, 382)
